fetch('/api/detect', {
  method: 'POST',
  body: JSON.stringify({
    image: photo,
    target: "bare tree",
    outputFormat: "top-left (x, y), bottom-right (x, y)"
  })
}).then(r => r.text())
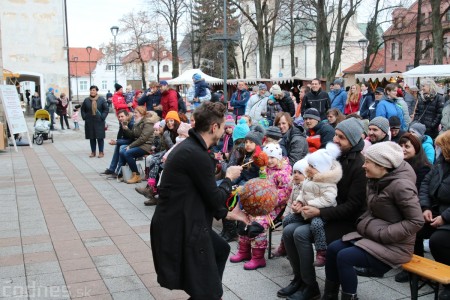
top-left (236, 19), bottom-right (258, 78)
top-left (231, 0), bottom-right (282, 78)
top-left (278, 0), bottom-right (303, 76)
top-left (117, 11), bottom-right (153, 89)
top-left (363, 0), bottom-right (402, 73)
top-left (413, 0), bottom-right (423, 67)
top-left (148, 0), bottom-right (186, 78)
top-left (430, 0), bottom-right (450, 64)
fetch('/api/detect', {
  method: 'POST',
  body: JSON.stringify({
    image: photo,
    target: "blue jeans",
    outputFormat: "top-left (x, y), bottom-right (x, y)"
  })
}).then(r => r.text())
top-left (325, 240), bottom-right (391, 294)
top-left (119, 146), bottom-right (147, 173)
top-left (108, 139), bottom-right (132, 173)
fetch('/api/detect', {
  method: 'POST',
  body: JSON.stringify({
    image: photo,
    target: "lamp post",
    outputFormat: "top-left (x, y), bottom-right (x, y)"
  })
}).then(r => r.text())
top-left (110, 26), bottom-right (119, 84)
top-left (86, 46), bottom-right (92, 86)
top-left (73, 56), bottom-right (79, 102)
top-left (358, 38), bottom-right (368, 74)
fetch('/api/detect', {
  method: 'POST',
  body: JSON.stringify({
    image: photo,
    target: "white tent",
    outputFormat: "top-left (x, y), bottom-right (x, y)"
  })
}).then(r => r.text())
top-left (402, 65), bottom-right (450, 78)
top-left (167, 69), bottom-right (223, 85)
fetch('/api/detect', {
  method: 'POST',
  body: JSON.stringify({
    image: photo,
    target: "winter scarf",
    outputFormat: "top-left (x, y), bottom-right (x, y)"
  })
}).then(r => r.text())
top-left (90, 95), bottom-right (99, 116)
top-left (222, 134), bottom-right (232, 153)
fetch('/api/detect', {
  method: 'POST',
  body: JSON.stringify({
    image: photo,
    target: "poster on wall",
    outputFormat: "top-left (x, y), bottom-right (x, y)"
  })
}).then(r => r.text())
top-left (0, 85), bottom-right (32, 152)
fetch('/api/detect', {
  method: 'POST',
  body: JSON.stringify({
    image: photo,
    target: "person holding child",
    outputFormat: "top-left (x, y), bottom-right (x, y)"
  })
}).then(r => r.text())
top-left (322, 142), bottom-right (424, 300)
top-left (278, 118), bottom-right (367, 300)
top-left (282, 143), bottom-right (342, 269)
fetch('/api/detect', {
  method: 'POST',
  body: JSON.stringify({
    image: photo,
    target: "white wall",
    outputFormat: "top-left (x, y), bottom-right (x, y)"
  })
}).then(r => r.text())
top-left (1, 0), bottom-right (69, 95)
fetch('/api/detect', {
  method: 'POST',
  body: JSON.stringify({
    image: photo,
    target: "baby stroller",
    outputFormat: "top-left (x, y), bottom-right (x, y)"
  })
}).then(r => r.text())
top-left (32, 109), bottom-right (54, 145)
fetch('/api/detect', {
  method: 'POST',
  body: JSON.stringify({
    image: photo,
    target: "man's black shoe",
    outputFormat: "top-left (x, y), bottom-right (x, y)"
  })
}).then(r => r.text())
top-left (287, 282), bottom-right (320, 300)
top-left (100, 169), bottom-right (115, 176)
top-left (354, 267), bottom-right (384, 278)
top-left (277, 277), bottom-right (304, 298)
top-left (394, 270), bottom-right (409, 282)
top-left (106, 173), bottom-right (118, 179)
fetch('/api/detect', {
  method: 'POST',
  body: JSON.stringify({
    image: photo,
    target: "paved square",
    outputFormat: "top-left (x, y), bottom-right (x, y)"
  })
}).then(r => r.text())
top-left (0, 112), bottom-right (436, 299)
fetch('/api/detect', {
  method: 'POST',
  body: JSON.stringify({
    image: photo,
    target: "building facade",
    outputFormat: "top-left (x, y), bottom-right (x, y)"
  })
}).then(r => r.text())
top-left (383, 0), bottom-right (450, 72)
top-left (1, 0), bottom-right (69, 104)
top-left (68, 48), bottom-right (126, 101)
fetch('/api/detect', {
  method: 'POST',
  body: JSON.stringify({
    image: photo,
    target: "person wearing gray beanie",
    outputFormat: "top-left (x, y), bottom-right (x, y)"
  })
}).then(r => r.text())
top-left (368, 116), bottom-right (390, 144)
top-left (408, 122), bottom-right (426, 142)
top-left (335, 118), bottom-right (364, 147)
top-left (245, 125), bottom-right (265, 146)
top-left (265, 126), bottom-right (282, 140)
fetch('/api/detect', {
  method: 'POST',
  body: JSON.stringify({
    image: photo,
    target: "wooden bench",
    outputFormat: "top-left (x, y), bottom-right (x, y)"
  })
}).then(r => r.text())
top-left (402, 254), bottom-right (450, 300)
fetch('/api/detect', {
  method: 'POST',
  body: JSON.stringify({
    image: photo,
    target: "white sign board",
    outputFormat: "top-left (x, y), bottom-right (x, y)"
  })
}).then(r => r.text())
top-left (0, 85), bottom-right (28, 134)
top-left (0, 85), bottom-right (32, 151)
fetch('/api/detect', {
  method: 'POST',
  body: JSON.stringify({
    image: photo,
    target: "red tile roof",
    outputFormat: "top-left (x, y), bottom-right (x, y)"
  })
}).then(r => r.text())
top-left (121, 44), bottom-right (173, 64)
top-left (343, 48), bottom-right (385, 74)
top-left (68, 48), bottom-right (103, 77)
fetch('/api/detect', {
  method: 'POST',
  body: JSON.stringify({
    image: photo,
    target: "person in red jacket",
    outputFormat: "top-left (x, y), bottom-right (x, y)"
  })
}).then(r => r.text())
top-left (112, 83), bottom-right (130, 116)
top-left (159, 80), bottom-right (178, 118)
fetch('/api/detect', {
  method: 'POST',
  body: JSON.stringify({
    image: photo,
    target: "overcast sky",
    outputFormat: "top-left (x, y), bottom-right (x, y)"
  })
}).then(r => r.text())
top-left (67, 0), bottom-right (412, 50)
top-left (67, 0), bottom-right (147, 48)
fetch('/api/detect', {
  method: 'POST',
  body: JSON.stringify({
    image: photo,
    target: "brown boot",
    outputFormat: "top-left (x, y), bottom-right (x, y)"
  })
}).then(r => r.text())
top-left (98, 152), bottom-right (104, 158)
top-left (89, 152), bottom-right (96, 158)
top-left (135, 184), bottom-right (154, 198)
top-left (144, 197), bottom-right (158, 206)
top-left (127, 172), bottom-right (142, 184)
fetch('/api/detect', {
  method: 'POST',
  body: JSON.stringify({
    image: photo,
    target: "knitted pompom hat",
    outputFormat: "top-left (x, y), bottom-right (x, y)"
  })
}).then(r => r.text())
top-left (365, 141), bottom-right (404, 169)
top-left (114, 83), bottom-right (123, 92)
top-left (409, 122), bottom-right (426, 142)
top-left (307, 142), bottom-right (341, 173)
top-left (225, 115), bottom-right (235, 128)
top-left (232, 118), bottom-right (250, 142)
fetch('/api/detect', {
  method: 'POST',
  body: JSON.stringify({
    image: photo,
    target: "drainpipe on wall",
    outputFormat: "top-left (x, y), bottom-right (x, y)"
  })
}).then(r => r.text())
top-left (63, 0), bottom-right (73, 117)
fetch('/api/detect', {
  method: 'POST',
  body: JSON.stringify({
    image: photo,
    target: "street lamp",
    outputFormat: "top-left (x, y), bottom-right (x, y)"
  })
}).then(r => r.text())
top-left (86, 46), bottom-right (92, 86)
top-left (110, 26), bottom-right (119, 84)
top-left (358, 38), bottom-right (368, 74)
top-left (73, 56), bottom-right (79, 102)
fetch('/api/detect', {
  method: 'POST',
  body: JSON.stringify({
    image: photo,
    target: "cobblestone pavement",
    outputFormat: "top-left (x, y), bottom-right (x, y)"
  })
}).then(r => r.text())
top-left (0, 111), bottom-right (436, 299)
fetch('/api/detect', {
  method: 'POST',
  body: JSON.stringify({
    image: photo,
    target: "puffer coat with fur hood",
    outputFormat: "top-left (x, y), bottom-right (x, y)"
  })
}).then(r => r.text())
top-left (294, 160), bottom-right (343, 208)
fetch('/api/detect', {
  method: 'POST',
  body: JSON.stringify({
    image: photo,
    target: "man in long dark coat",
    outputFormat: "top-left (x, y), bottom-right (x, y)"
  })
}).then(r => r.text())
top-left (151, 102), bottom-right (247, 300)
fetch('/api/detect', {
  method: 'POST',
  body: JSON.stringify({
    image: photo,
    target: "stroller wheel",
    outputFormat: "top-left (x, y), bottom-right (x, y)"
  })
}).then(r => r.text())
top-left (36, 135), bottom-right (44, 145)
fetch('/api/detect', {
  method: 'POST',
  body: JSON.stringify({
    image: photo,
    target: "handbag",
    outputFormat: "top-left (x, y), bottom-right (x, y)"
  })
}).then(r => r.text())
top-left (121, 165), bottom-right (133, 182)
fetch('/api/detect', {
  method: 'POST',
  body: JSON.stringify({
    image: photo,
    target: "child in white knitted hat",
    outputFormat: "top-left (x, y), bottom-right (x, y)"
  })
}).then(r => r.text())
top-left (283, 143), bottom-right (343, 266)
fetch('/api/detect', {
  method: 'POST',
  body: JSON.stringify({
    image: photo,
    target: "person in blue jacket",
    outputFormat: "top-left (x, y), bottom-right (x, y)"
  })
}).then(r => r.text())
top-left (375, 84), bottom-right (406, 130)
top-left (409, 122), bottom-right (435, 164)
top-left (329, 79), bottom-right (347, 113)
top-left (230, 81), bottom-right (250, 118)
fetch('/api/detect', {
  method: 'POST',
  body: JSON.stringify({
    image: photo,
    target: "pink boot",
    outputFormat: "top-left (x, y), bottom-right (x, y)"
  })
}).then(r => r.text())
top-left (272, 240), bottom-right (287, 257)
top-left (313, 249), bottom-right (327, 267)
top-left (229, 238), bottom-right (251, 263)
top-left (244, 248), bottom-right (266, 270)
